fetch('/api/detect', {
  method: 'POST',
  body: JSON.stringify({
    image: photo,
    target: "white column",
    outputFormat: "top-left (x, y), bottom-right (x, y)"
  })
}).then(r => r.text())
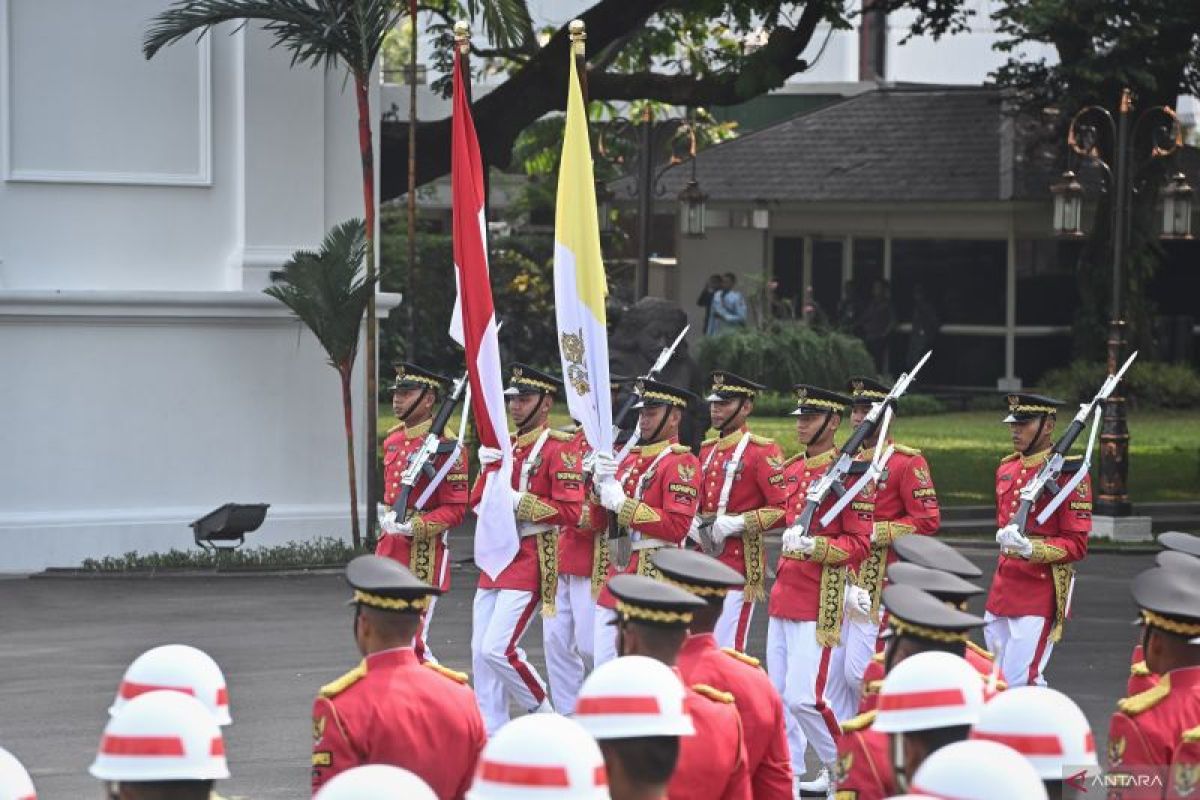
top-left (999, 217), bottom-right (1020, 390)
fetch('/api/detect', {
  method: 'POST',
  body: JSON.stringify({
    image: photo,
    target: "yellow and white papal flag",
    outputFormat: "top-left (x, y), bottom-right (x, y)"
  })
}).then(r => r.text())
top-left (553, 48), bottom-right (612, 454)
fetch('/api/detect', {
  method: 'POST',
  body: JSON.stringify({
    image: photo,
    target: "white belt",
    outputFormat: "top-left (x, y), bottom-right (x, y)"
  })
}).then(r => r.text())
top-left (519, 522), bottom-right (554, 538)
top-left (631, 539), bottom-right (677, 552)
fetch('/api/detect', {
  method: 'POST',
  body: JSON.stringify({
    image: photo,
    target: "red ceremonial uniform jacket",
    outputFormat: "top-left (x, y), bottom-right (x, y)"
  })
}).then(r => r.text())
top-left (834, 710), bottom-right (892, 800)
top-left (1129, 643), bottom-right (1162, 697)
top-left (1168, 724), bottom-right (1200, 800)
top-left (668, 682), bottom-right (753, 800)
top-left (677, 633), bottom-right (792, 799)
top-left (768, 448), bottom-right (872, 622)
top-left (1107, 666), bottom-right (1200, 800)
top-left (559, 428), bottom-right (604, 578)
top-left (985, 450), bottom-right (1092, 620)
top-left (472, 424), bottom-right (584, 592)
top-left (698, 427), bottom-right (789, 578)
top-left (861, 441), bottom-right (940, 548)
top-left (311, 647), bottom-right (486, 799)
top-left (377, 419), bottom-right (469, 591)
top-left (596, 438), bottom-right (700, 609)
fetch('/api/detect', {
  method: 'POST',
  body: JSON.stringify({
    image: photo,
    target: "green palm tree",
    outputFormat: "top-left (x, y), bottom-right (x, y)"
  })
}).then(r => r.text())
top-left (265, 219), bottom-right (374, 546)
top-left (144, 0), bottom-right (529, 543)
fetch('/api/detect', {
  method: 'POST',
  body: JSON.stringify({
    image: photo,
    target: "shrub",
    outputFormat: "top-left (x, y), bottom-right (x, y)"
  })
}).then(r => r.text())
top-left (79, 537), bottom-right (365, 571)
top-left (1040, 360), bottom-right (1200, 410)
top-left (696, 323), bottom-right (876, 394)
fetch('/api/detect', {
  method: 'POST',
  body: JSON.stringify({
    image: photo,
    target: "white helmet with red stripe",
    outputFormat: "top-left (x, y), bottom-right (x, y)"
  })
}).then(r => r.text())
top-left (573, 655), bottom-right (694, 740)
top-left (467, 714), bottom-right (608, 799)
top-left (874, 651), bottom-right (984, 733)
top-left (969, 686), bottom-right (1097, 778)
top-left (89, 690), bottom-right (229, 782)
top-left (911, 739), bottom-right (1048, 799)
top-left (315, 765), bottom-right (438, 800)
top-left (109, 644), bottom-right (231, 725)
top-left (0, 746), bottom-right (36, 800)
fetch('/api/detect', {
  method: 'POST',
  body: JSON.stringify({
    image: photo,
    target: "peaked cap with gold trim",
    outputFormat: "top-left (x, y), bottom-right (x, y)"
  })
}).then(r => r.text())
top-left (1002, 392), bottom-right (1063, 423)
top-left (391, 362), bottom-right (451, 393)
top-left (847, 376), bottom-right (889, 404)
top-left (346, 554), bottom-right (441, 613)
top-left (504, 363), bottom-right (563, 396)
top-left (892, 534), bottom-right (983, 579)
top-left (650, 548), bottom-right (744, 600)
top-left (886, 562), bottom-right (984, 605)
top-left (633, 379), bottom-right (697, 410)
top-left (1132, 565), bottom-right (1200, 639)
top-left (1159, 530), bottom-right (1200, 559)
top-left (881, 584), bottom-right (985, 645)
top-left (705, 370), bottom-right (765, 402)
top-left (607, 573), bottom-right (706, 628)
top-left (789, 384), bottom-right (852, 416)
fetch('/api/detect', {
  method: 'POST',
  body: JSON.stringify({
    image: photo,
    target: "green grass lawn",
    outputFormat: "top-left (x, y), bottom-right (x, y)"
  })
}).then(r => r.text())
top-left (379, 406), bottom-right (1200, 507)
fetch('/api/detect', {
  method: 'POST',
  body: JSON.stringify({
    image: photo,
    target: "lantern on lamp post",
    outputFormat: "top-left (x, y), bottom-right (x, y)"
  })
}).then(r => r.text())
top-left (1161, 172), bottom-right (1194, 240)
top-left (678, 168), bottom-right (707, 238)
top-left (1051, 171), bottom-right (1085, 237)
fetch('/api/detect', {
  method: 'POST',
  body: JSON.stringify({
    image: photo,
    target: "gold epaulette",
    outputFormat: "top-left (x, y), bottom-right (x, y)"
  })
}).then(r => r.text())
top-left (319, 662), bottom-right (367, 699)
top-left (865, 679), bottom-right (883, 694)
top-left (1183, 725), bottom-right (1200, 744)
top-left (670, 444), bottom-right (692, 454)
top-left (423, 661), bottom-right (469, 684)
top-left (1130, 660), bottom-right (1152, 678)
top-left (692, 683), bottom-right (735, 704)
top-left (386, 423), bottom-right (403, 435)
top-left (547, 429), bottom-right (575, 442)
top-left (893, 443), bottom-right (921, 456)
top-left (1117, 676), bottom-right (1171, 716)
top-left (871, 651), bottom-right (885, 664)
top-left (783, 453), bottom-right (805, 468)
top-left (841, 709), bottom-right (877, 733)
top-left (966, 640), bottom-right (996, 661)
top-left (721, 647), bottom-right (761, 667)
top-left (750, 434), bottom-right (775, 446)
top-left (1000, 452), bottom-right (1020, 464)
top-left (701, 436), bottom-right (718, 448)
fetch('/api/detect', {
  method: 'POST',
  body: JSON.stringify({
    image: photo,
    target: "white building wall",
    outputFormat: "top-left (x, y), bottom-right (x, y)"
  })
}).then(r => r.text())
top-left (0, 2), bottom-right (394, 570)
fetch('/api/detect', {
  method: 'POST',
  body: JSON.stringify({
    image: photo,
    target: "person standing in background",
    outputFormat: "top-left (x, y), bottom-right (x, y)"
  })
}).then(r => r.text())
top-left (708, 273), bottom-right (748, 336)
top-left (698, 274), bottom-right (722, 335)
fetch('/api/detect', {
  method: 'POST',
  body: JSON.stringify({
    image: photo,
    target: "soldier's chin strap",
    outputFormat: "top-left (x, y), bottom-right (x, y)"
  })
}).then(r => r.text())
top-left (515, 392), bottom-right (548, 433)
top-left (807, 410), bottom-right (834, 448)
top-left (645, 405), bottom-right (674, 444)
top-left (717, 397), bottom-right (747, 436)
top-left (396, 387), bottom-right (430, 423)
top-left (1022, 414), bottom-right (1052, 457)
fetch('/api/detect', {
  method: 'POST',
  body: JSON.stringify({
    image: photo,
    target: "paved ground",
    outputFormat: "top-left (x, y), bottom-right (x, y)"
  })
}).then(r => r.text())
top-left (0, 543), bottom-right (1154, 799)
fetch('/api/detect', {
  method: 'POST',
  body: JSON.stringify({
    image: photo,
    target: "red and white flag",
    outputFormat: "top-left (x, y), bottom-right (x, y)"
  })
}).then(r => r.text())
top-left (449, 48), bottom-right (517, 578)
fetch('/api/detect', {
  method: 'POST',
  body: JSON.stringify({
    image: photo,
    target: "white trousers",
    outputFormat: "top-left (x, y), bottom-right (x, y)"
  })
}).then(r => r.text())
top-left (471, 588), bottom-right (548, 734)
top-left (766, 617), bottom-right (841, 769)
top-left (983, 612), bottom-right (1055, 688)
top-left (829, 612), bottom-right (879, 720)
top-left (713, 589), bottom-right (756, 653)
top-left (413, 595), bottom-right (438, 664)
top-left (594, 606), bottom-right (619, 667)
top-left (541, 574), bottom-right (596, 715)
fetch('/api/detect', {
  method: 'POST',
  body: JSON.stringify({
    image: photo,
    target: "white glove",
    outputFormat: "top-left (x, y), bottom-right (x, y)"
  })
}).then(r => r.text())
top-left (711, 514), bottom-right (746, 546)
top-left (997, 524), bottom-right (1033, 558)
top-left (593, 452), bottom-right (618, 481)
top-left (478, 446), bottom-right (503, 466)
top-left (379, 509), bottom-right (404, 535)
top-left (781, 526), bottom-right (815, 555)
top-left (845, 584), bottom-right (872, 620)
top-left (598, 477), bottom-right (629, 513)
top-left (582, 451), bottom-right (598, 475)
top-left (687, 517), bottom-right (702, 544)
top-left (510, 489), bottom-right (524, 512)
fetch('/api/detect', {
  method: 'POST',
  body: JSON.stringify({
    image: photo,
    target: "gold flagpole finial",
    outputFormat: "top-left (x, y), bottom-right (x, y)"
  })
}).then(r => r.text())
top-left (569, 19), bottom-right (586, 56)
top-left (454, 20), bottom-right (470, 53)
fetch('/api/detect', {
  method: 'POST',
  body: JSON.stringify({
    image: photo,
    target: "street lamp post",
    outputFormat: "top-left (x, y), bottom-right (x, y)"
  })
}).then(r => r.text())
top-left (594, 112), bottom-right (706, 299)
top-left (1053, 88), bottom-right (1189, 518)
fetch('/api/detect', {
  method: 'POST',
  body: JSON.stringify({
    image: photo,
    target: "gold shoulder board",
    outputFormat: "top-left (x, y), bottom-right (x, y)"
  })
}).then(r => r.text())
top-left (721, 647), bottom-right (761, 667)
top-left (319, 662), bottom-right (367, 699)
top-left (692, 683), bottom-right (735, 704)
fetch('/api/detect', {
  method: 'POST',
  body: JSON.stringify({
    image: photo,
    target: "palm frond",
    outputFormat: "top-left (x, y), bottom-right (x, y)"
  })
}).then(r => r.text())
top-left (144, 0), bottom-right (402, 78)
top-left (466, 0), bottom-right (533, 51)
top-left (265, 219), bottom-right (376, 371)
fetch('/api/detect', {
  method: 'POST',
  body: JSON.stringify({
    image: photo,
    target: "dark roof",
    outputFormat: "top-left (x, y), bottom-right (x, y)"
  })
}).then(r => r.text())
top-left (619, 86), bottom-right (1031, 204)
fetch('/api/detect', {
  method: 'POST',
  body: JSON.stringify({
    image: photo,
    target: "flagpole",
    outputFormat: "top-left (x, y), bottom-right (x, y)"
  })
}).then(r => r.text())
top-left (570, 19), bottom-right (587, 102)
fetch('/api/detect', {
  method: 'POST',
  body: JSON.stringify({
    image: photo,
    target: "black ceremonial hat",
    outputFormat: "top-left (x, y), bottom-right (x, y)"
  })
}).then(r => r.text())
top-left (607, 574), bottom-right (706, 628)
top-left (391, 362), bottom-right (451, 393)
top-left (790, 384), bottom-right (852, 416)
top-left (1002, 392), bottom-right (1063, 423)
top-left (505, 363), bottom-right (563, 396)
top-left (847, 377), bottom-right (889, 404)
top-left (882, 584), bottom-right (985, 644)
top-left (891, 535), bottom-right (983, 579)
top-left (651, 548), bottom-right (744, 599)
top-left (705, 371), bottom-right (765, 402)
top-left (345, 554), bottom-right (441, 613)
top-left (885, 562), bottom-right (985, 605)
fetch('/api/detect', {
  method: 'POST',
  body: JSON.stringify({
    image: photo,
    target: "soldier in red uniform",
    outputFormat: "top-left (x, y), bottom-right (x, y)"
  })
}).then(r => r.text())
top-left (651, 548), bottom-right (793, 799)
top-left (1126, 534), bottom-right (1200, 697)
top-left (1106, 564), bottom-right (1200, 800)
top-left (833, 584), bottom-right (988, 800)
top-left (694, 371), bottom-right (789, 653)
top-left (541, 376), bottom-right (626, 715)
top-left (592, 379), bottom-right (701, 666)
top-left (376, 363), bottom-right (469, 664)
top-left (470, 364), bottom-right (584, 734)
top-left (311, 556), bottom-right (486, 798)
top-left (767, 384), bottom-right (873, 795)
top-left (603, 573), bottom-right (753, 800)
top-left (984, 393), bottom-right (1092, 689)
top-left (1169, 725), bottom-right (1200, 800)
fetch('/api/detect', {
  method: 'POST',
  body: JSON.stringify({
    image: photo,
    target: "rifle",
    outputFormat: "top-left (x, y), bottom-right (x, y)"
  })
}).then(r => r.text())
top-left (790, 351), bottom-right (932, 539)
top-left (606, 325), bottom-right (690, 569)
top-left (391, 372), bottom-right (470, 520)
top-left (1012, 351), bottom-right (1138, 534)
